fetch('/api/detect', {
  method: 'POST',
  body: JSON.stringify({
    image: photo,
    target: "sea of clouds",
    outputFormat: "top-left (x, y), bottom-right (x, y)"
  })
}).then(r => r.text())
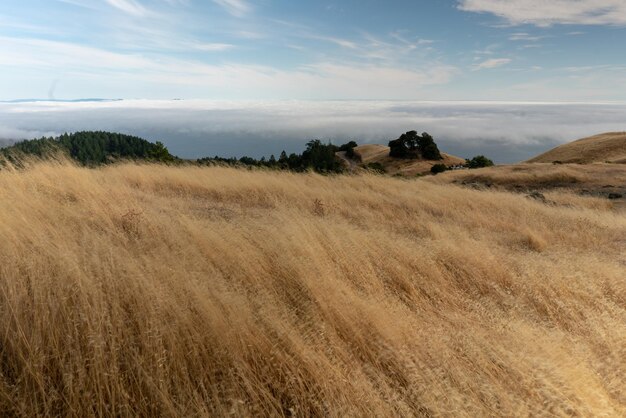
top-left (1, 100), bottom-right (625, 163)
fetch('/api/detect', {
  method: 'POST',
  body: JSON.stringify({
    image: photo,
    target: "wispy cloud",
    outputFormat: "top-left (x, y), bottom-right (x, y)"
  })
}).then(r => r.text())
top-left (473, 58), bottom-right (511, 70)
top-left (458, 0), bottom-right (626, 26)
top-left (212, 0), bottom-right (251, 17)
top-left (508, 32), bottom-right (544, 42)
top-left (105, 0), bottom-right (148, 16)
top-left (304, 34), bottom-right (358, 49)
top-left (0, 35), bottom-right (457, 100)
top-left (192, 43), bottom-right (235, 52)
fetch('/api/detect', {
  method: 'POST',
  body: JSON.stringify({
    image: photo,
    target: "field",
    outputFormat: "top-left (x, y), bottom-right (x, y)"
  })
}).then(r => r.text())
top-left (428, 163), bottom-right (626, 211)
top-left (0, 160), bottom-right (624, 416)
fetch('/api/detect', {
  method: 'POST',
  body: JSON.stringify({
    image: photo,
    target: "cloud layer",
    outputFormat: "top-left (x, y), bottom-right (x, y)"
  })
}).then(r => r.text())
top-left (459, 0), bottom-right (626, 26)
top-left (1, 100), bottom-right (625, 163)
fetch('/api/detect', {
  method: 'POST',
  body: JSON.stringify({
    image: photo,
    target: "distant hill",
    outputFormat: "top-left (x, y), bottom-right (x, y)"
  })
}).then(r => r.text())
top-left (526, 132), bottom-right (626, 164)
top-left (337, 144), bottom-right (466, 176)
top-left (1, 131), bottom-right (177, 165)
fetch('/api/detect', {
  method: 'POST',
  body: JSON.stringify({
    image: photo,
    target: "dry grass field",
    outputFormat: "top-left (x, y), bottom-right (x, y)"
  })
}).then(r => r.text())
top-left (526, 132), bottom-right (626, 164)
top-left (428, 163), bottom-right (626, 210)
top-left (0, 159), bottom-right (624, 417)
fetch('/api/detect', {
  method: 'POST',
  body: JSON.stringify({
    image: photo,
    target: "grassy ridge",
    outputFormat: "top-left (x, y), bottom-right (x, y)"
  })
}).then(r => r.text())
top-left (526, 132), bottom-right (626, 164)
top-left (0, 160), bottom-right (624, 416)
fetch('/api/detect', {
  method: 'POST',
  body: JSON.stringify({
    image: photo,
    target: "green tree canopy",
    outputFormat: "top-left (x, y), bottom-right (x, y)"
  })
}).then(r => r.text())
top-left (465, 155), bottom-right (495, 169)
top-left (388, 131), bottom-right (442, 160)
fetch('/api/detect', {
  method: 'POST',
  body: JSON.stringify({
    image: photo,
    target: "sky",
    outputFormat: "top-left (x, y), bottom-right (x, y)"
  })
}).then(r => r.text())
top-left (1, 1), bottom-right (625, 162)
top-left (2, 0), bottom-right (626, 101)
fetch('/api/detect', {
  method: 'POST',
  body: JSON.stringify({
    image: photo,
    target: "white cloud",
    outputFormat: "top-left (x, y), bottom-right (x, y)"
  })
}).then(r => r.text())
top-left (458, 0), bottom-right (626, 26)
top-left (473, 58), bottom-right (512, 70)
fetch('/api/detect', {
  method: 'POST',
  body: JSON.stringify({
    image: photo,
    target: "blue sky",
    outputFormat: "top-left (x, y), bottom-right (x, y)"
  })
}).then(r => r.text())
top-left (2, 0), bottom-right (626, 101)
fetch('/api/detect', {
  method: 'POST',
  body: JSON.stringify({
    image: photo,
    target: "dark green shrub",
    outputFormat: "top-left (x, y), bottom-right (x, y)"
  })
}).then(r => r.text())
top-left (430, 163), bottom-right (448, 174)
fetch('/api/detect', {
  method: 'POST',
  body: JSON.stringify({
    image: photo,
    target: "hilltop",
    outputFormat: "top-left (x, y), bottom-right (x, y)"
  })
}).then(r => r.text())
top-left (1, 131), bottom-right (177, 165)
top-left (338, 143), bottom-right (465, 176)
top-left (526, 132), bottom-right (626, 164)
top-left (0, 160), bottom-right (623, 416)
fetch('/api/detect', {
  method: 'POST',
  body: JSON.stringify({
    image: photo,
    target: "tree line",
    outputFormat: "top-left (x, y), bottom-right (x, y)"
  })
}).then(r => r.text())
top-left (197, 139), bottom-right (358, 173)
top-left (1, 130), bottom-right (494, 174)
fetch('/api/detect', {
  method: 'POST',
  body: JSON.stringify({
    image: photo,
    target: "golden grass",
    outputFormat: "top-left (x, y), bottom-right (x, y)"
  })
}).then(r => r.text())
top-left (430, 162), bottom-right (626, 189)
top-left (526, 132), bottom-right (626, 164)
top-left (0, 160), bottom-right (624, 417)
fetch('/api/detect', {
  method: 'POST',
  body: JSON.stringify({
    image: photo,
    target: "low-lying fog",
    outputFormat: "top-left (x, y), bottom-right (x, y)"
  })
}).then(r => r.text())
top-left (1, 100), bottom-right (625, 163)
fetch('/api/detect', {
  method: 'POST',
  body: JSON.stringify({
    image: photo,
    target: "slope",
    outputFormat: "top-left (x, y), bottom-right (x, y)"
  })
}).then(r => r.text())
top-left (526, 132), bottom-right (626, 164)
top-left (0, 160), bottom-right (623, 417)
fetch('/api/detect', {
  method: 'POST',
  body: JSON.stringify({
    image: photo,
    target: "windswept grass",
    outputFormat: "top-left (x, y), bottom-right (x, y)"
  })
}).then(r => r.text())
top-left (0, 160), bottom-right (624, 417)
top-left (430, 162), bottom-right (626, 189)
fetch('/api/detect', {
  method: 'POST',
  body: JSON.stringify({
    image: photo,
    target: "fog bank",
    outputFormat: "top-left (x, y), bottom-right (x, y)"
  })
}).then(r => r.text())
top-left (1, 100), bottom-right (625, 163)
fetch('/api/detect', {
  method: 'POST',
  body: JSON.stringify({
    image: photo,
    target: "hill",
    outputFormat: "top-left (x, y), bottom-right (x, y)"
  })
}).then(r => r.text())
top-left (0, 159), bottom-right (623, 416)
top-left (427, 162), bottom-right (626, 210)
top-left (338, 144), bottom-right (466, 175)
top-left (1, 131), bottom-right (177, 165)
top-left (526, 132), bottom-right (626, 164)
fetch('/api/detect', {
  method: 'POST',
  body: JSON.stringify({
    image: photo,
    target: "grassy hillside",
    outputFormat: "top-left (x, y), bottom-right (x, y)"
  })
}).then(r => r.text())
top-left (428, 163), bottom-right (626, 208)
top-left (338, 144), bottom-right (466, 175)
top-left (526, 132), bottom-right (626, 164)
top-left (0, 160), bottom-right (624, 416)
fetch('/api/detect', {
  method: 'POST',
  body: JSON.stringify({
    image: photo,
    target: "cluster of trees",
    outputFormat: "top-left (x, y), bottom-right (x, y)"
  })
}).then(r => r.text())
top-left (198, 139), bottom-right (358, 173)
top-left (2, 131), bottom-right (177, 165)
top-left (465, 155), bottom-right (494, 169)
top-left (388, 131), bottom-right (442, 160)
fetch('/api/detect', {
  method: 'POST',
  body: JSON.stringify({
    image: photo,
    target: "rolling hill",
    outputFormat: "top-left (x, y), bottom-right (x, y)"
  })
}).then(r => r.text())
top-left (526, 132), bottom-right (626, 164)
top-left (1, 131), bottom-right (176, 165)
top-left (338, 144), bottom-right (466, 176)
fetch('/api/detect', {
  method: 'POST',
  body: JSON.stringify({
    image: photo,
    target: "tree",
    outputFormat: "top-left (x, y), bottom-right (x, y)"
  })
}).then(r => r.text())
top-left (300, 139), bottom-right (342, 172)
top-left (388, 131), bottom-right (442, 160)
top-left (150, 141), bottom-right (175, 162)
top-left (239, 156), bottom-right (257, 166)
top-left (417, 132), bottom-right (442, 160)
top-left (388, 131), bottom-right (417, 158)
top-left (287, 153), bottom-right (301, 170)
top-left (465, 155), bottom-right (494, 169)
top-left (338, 141), bottom-right (358, 158)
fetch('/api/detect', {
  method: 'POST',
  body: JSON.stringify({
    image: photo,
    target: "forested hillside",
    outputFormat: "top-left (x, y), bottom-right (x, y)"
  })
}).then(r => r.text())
top-left (1, 131), bottom-right (176, 165)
